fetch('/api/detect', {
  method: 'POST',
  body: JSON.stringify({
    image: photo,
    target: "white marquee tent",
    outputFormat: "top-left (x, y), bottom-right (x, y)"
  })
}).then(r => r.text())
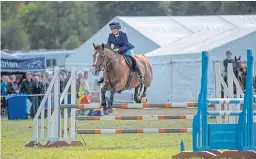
top-left (66, 15), bottom-right (256, 103)
top-left (145, 15), bottom-right (256, 103)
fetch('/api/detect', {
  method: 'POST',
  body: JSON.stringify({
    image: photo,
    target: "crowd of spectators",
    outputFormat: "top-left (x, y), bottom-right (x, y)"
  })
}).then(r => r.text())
top-left (0, 70), bottom-right (91, 119)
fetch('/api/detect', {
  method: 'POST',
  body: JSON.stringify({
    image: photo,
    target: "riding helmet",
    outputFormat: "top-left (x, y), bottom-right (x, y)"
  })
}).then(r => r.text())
top-left (109, 21), bottom-right (121, 30)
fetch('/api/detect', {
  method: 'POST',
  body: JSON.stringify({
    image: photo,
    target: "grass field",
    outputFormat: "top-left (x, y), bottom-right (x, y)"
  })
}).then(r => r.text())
top-left (2, 109), bottom-right (196, 159)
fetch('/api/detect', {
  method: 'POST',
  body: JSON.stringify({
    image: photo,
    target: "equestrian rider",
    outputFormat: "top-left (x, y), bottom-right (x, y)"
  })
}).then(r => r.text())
top-left (223, 50), bottom-right (235, 82)
top-left (97, 21), bottom-right (145, 84)
top-left (223, 50), bottom-right (235, 73)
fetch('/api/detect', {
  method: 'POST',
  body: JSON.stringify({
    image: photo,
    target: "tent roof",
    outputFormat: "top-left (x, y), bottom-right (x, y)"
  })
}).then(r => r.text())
top-left (119, 15), bottom-right (256, 47)
top-left (11, 49), bottom-right (75, 56)
top-left (146, 28), bottom-right (256, 57)
top-left (1, 51), bottom-right (21, 59)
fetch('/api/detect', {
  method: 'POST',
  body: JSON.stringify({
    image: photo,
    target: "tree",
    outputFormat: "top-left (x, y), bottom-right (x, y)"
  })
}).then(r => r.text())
top-left (219, 2), bottom-right (256, 14)
top-left (19, 2), bottom-right (97, 49)
top-left (1, 19), bottom-right (29, 50)
top-left (2, 1), bottom-right (256, 51)
top-left (62, 34), bottom-right (80, 50)
top-left (1, 2), bottom-right (21, 21)
top-left (95, 1), bottom-right (165, 27)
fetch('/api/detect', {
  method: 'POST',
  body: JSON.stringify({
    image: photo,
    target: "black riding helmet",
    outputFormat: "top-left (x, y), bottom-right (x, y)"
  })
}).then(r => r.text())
top-left (109, 22), bottom-right (121, 30)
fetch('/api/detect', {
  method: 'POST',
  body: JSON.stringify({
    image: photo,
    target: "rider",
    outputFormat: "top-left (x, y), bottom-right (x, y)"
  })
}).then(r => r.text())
top-left (97, 21), bottom-right (145, 84)
top-left (223, 50), bottom-right (235, 82)
top-left (223, 50), bottom-right (235, 73)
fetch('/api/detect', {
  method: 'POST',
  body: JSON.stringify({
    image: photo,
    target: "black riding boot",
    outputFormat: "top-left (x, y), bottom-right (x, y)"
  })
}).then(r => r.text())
top-left (134, 60), bottom-right (145, 82)
top-left (97, 77), bottom-right (104, 84)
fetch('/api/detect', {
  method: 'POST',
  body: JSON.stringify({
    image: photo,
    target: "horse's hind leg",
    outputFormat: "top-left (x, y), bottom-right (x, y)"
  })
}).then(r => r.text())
top-left (140, 87), bottom-right (148, 103)
top-left (134, 85), bottom-right (142, 103)
top-left (142, 87), bottom-right (147, 98)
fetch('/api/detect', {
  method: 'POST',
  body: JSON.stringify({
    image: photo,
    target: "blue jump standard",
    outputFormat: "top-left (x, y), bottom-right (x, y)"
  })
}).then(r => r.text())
top-left (173, 50), bottom-right (256, 159)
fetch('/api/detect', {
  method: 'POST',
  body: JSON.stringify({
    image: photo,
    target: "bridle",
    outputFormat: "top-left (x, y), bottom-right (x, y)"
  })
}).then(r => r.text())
top-left (92, 49), bottom-right (119, 72)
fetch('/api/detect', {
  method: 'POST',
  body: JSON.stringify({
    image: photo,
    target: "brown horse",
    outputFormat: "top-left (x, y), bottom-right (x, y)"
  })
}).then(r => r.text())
top-left (222, 56), bottom-right (247, 97)
top-left (234, 56), bottom-right (247, 90)
top-left (91, 43), bottom-right (153, 114)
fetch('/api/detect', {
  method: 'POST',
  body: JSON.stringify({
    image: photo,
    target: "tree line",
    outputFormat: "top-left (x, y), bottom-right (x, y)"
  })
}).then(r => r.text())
top-left (1, 1), bottom-right (256, 51)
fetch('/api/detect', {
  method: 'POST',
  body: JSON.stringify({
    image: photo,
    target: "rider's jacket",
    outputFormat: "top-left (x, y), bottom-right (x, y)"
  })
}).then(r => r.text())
top-left (107, 31), bottom-right (134, 53)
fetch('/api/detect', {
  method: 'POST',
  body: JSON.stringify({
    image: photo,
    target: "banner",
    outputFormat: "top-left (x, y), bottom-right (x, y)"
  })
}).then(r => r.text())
top-left (1, 57), bottom-right (46, 72)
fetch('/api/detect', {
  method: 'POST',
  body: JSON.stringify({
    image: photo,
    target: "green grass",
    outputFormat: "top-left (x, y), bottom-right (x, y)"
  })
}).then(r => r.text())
top-left (2, 118), bottom-right (194, 159)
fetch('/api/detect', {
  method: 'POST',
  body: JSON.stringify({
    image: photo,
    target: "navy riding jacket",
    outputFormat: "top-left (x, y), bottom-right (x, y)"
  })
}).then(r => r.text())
top-left (107, 31), bottom-right (134, 53)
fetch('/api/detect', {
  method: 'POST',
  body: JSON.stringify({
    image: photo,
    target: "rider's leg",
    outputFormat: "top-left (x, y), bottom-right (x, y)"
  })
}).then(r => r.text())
top-left (125, 49), bottom-right (145, 82)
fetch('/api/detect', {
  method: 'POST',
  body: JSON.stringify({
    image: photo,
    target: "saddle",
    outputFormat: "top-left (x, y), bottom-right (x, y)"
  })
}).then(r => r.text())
top-left (122, 55), bottom-right (136, 72)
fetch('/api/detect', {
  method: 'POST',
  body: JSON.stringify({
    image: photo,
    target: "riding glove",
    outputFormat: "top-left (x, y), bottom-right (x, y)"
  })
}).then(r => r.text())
top-left (113, 48), bottom-right (119, 52)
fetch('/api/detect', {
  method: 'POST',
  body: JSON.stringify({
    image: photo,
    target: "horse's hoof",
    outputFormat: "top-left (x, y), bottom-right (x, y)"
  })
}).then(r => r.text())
top-left (140, 97), bottom-right (147, 103)
top-left (108, 109), bottom-right (113, 114)
top-left (103, 110), bottom-right (108, 115)
top-left (134, 96), bottom-right (141, 103)
top-left (103, 109), bottom-right (112, 115)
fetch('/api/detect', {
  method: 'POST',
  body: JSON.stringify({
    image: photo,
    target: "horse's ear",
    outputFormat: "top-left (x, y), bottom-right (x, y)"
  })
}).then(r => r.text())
top-left (101, 43), bottom-right (104, 50)
top-left (235, 56), bottom-right (237, 60)
top-left (93, 43), bottom-right (96, 50)
top-left (239, 56), bottom-right (241, 60)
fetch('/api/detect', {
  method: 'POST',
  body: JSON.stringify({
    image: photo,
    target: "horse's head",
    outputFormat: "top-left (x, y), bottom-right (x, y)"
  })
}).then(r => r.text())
top-left (234, 56), bottom-right (242, 70)
top-left (234, 56), bottom-right (247, 79)
top-left (91, 43), bottom-right (110, 76)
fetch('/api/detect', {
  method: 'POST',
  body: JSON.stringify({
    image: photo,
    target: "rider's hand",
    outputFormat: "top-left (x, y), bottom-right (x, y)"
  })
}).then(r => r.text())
top-left (113, 48), bottom-right (119, 52)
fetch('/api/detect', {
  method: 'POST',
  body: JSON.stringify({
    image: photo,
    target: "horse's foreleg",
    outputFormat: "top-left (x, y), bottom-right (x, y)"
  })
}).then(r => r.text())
top-left (108, 89), bottom-right (116, 113)
top-left (101, 85), bottom-right (108, 113)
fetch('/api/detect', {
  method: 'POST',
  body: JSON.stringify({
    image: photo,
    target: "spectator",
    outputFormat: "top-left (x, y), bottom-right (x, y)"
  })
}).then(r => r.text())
top-left (33, 76), bottom-right (42, 94)
top-left (20, 72), bottom-right (34, 95)
top-left (76, 72), bottom-right (83, 97)
top-left (78, 71), bottom-right (91, 97)
top-left (31, 76), bottom-right (42, 117)
top-left (1, 76), bottom-right (9, 115)
top-left (36, 72), bottom-right (41, 77)
top-left (41, 73), bottom-right (49, 94)
top-left (7, 75), bottom-right (17, 94)
top-left (14, 77), bottom-right (21, 93)
top-left (1, 76), bottom-right (9, 96)
top-left (59, 72), bottom-right (65, 93)
top-left (40, 73), bottom-right (50, 118)
top-left (20, 72), bottom-right (35, 118)
top-left (78, 71), bottom-right (91, 115)
top-left (31, 73), bottom-right (37, 81)
top-left (44, 72), bottom-right (50, 83)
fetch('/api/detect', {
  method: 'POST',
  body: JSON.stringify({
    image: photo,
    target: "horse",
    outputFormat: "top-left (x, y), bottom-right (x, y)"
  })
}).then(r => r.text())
top-left (233, 56), bottom-right (247, 90)
top-left (222, 56), bottom-right (246, 97)
top-left (91, 43), bottom-right (153, 114)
